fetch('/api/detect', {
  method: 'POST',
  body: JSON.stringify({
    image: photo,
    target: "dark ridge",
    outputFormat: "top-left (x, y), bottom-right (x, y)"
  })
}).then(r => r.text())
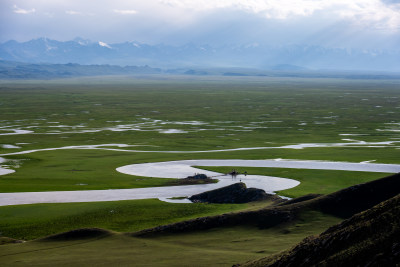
top-left (189, 182), bottom-right (284, 204)
top-left (133, 173), bottom-right (400, 237)
top-left (311, 172), bottom-right (400, 218)
top-left (236, 194), bottom-right (400, 267)
top-left (39, 228), bottom-right (112, 242)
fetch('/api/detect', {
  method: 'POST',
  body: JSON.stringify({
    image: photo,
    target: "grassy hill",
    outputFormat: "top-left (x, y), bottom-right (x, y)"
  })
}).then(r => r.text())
top-left (237, 194), bottom-right (400, 266)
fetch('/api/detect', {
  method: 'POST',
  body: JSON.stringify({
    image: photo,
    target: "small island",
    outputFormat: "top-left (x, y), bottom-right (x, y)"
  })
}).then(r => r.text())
top-left (189, 182), bottom-right (285, 204)
top-left (167, 173), bottom-right (218, 186)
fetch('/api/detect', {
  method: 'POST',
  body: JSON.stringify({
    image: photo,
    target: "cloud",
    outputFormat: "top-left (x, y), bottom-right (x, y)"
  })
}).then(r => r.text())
top-left (113, 9), bottom-right (138, 15)
top-left (66, 10), bottom-right (82, 15)
top-left (337, 0), bottom-right (400, 31)
top-left (65, 10), bottom-right (94, 16)
top-left (2, 0), bottom-right (399, 49)
top-left (13, 4), bottom-right (35, 14)
top-left (159, 0), bottom-right (400, 30)
top-left (159, 0), bottom-right (330, 16)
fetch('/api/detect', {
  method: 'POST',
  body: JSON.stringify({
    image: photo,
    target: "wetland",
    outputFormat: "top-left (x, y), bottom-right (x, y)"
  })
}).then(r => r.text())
top-left (0, 76), bottom-right (399, 266)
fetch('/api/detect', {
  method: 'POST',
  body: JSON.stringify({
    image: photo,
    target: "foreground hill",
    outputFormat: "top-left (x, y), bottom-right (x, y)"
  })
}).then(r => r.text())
top-left (237, 194), bottom-right (400, 267)
top-left (1, 173), bottom-right (398, 266)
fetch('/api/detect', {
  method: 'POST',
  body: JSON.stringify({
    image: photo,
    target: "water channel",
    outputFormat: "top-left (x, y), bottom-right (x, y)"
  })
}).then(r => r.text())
top-left (1, 159), bottom-right (399, 206)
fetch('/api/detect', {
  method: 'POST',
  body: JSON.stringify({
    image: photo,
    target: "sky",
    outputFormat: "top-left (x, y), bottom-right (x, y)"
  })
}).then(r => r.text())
top-left (1, 0), bottom-right (400, 49)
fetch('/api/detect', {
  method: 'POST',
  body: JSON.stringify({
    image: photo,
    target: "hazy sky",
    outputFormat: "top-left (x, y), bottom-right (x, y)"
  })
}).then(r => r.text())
top-left (1, 0), bottom-right (400, 49)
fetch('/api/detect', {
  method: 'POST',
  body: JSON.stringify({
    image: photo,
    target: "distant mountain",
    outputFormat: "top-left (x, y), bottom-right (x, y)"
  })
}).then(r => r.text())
top-left (1, 38), bottom-right (400, 71)
top-left (1, 60), bottom-right (400, 80)
top-left (0, 60), bottom-right (161, 79)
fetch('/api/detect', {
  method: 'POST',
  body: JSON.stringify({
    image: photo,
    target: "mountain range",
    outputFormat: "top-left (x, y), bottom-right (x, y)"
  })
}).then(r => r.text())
top-left (1, 38), bottom-right (399, 72)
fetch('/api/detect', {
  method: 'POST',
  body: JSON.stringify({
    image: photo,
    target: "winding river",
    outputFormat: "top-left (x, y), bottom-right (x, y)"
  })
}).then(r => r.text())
top-left (1, 158), bottom-right (400, 206)
top-left (0, 157), bottom-right (15, 176)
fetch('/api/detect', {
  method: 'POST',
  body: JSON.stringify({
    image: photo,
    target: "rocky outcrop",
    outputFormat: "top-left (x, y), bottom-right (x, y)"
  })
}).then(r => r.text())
top-left (189, 182), bottom-right (283, 204)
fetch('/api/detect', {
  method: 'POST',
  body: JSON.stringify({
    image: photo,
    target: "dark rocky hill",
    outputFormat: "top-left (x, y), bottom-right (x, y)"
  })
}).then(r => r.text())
top-left (237, 193), bottom-right (400, 267)
top-left (189, 182), bottom-right (283, 204)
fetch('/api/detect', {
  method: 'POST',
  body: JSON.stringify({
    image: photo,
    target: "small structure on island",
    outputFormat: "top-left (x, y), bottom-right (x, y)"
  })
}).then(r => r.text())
top-left (227, 169), bottom-right (247, 181)
top-left (228, 169), bottom-right (239, 176)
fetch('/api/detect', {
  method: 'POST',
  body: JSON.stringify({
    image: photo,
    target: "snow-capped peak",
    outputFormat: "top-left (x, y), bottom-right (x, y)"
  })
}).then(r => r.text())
top-left (98, 41), bottom-right (112, 49)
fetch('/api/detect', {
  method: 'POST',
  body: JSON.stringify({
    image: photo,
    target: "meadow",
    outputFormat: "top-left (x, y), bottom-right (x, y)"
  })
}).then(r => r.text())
top-left (0, 75), bottom-right (399, 265)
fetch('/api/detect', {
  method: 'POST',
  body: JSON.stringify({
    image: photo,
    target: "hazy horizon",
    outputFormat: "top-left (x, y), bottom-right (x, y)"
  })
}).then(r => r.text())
top-left (1, 0), bottom-right (400, 50)
top-left (1, 0), bottom-right (400, 71)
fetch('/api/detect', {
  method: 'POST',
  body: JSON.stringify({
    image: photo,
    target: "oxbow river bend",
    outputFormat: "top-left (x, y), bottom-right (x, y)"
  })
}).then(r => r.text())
top-left (1, 159), bottom-right (400, 206)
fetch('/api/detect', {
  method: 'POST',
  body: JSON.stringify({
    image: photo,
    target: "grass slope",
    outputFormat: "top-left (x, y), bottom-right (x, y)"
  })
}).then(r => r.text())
top-left (238, 194), bottom-right (400, 267)
top-left (0, 213), bottom-right (341, 267)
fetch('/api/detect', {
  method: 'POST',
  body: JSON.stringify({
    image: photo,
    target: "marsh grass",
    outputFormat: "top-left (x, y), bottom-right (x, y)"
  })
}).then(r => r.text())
top-left (1, 77), bottom-right (399, 154)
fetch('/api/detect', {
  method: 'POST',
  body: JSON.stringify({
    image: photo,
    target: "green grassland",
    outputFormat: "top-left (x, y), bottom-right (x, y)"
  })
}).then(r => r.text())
top-left (1, 77), bottom-right (399, 153)
top-left (0, 76), bottom-right (399, 265)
